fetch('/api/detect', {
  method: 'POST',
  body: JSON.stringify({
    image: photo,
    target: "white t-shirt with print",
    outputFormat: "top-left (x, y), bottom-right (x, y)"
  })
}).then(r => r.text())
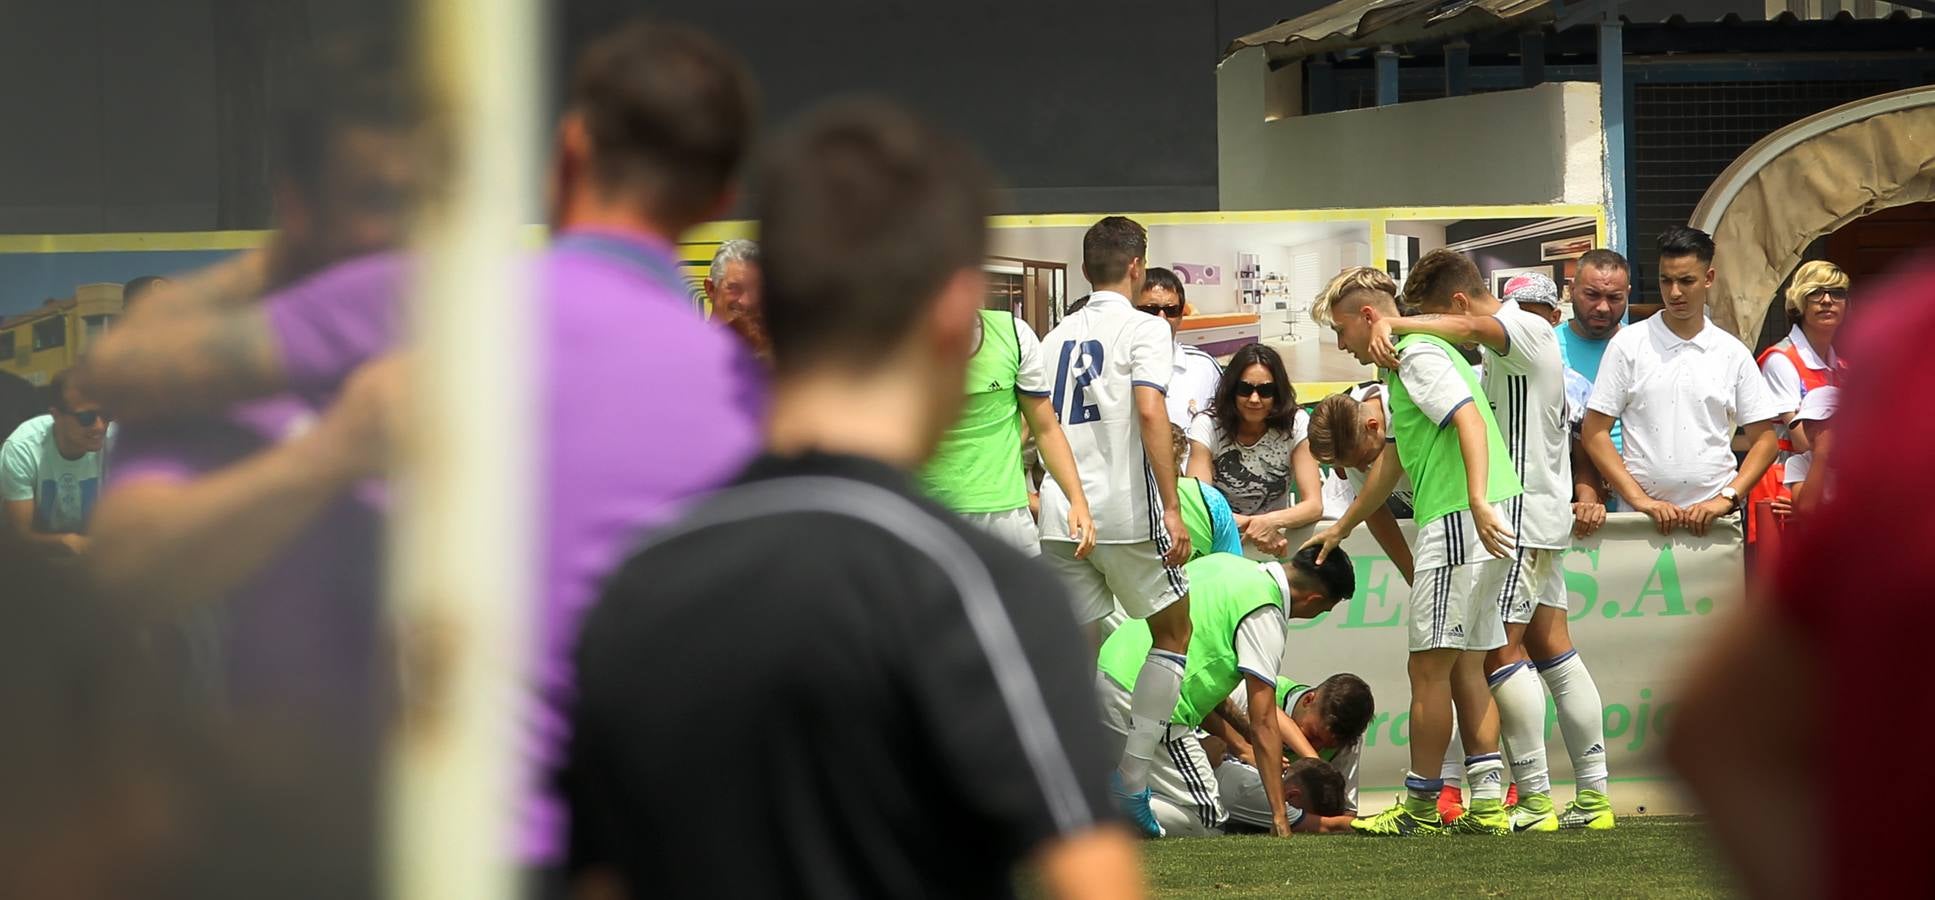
top-left (1481, 302), bottom-right (1573, 550)
top-left (1, 414), bottom-right (105, 534)
top-left (1038, 291), bottom-right (1176, 544)
top-left (1586, 315), bottom-right (1788, 507)
top-left (1186, 408), bottom-right (1310, 516)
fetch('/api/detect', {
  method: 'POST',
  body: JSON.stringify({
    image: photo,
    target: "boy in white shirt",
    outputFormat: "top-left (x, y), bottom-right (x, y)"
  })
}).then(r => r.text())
top-left (1581, 227), bottom-right (1786, 536)
top-left (1038, 216), bottom-right (1193, 837)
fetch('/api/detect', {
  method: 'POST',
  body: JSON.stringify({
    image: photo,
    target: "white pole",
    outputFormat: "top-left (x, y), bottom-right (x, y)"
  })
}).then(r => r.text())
top-left (390, 0), bottom-right (537, 896)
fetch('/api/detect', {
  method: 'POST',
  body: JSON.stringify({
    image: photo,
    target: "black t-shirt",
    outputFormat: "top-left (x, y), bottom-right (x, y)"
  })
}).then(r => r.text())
top-left (564, 452), bottom-right (1116, 899)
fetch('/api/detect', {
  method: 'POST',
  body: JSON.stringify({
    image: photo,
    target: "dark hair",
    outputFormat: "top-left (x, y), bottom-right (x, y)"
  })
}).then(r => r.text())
top-left (121, 276), bottom-right (169, 309)
top-left (1576, 248), bottom-right (1632, 282)
top-left (1284, 757), bottom-right (1348, 817)
top-left (1657, 225), bottom-right (1715, 266)
top-left (1288, 544), bottom-right (1355, 602)
top-left (46, 369), bottom-right (76, 413)
top-left (1401, 249), bottom-right (1487, 309)
top-left (1141, 266), bottom-right (1185, 303)
top-left (1311, 672), bottom-right (1375, 745)
top-left (570, 22), bottom-right (759, 226)
top-left (755, 99), bottom-right (994, 374)
top-left (1065, 293), bottom-right (1092, 315)
top-left (1081, 216), bottom-right (1146, 286)
top-left (1211, 343), bottom-right (1298, 441)
top-left (273, 34), bottom-right (417, 197)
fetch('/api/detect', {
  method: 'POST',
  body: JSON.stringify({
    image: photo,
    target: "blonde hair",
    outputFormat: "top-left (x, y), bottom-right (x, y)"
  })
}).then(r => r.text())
top-left (1784, 260), bottom-right (1850, 319)
top-left (1311, 266), bottom-right (1399, 329)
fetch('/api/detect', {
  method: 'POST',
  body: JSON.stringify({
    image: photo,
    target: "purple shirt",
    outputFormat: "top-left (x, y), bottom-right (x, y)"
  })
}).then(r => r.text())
top-left (112, 396), bottom-right (385, 724)
top-left (264, 231), bottom-right (766, 863)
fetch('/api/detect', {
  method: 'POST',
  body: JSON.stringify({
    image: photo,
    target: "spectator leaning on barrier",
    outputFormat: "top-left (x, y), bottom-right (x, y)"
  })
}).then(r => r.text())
top-left (1140, 267), bottom-right (1220, 432)
top-left (1580, 226), bottom-right (1786, 537)
top-left (2, 371), bottom-right (109, 555)
top-left (1748, 260), bottom-right (1849, 530)
top-left (1185, 343), bottom-right (1323, 557)
top-left (705, 238), bottom-right (768, 360)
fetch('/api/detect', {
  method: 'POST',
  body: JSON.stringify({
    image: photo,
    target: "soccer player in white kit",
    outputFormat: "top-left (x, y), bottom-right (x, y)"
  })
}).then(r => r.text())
top-left (1038, 216), bottom-right (1193, 837)
top-left (1367, 256), bottom-right (1612, 831)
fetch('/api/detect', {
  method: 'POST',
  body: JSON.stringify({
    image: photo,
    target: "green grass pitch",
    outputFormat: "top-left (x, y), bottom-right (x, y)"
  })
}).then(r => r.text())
top-left (1136, 817), bottom-right (1727, 899)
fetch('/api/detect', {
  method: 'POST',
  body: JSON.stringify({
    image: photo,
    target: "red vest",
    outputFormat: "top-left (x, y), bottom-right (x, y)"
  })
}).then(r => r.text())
top-left (1755, 339), bottom-right (1845, 452)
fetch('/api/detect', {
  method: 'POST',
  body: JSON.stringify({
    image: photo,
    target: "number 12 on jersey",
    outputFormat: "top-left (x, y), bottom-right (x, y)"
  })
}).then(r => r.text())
top-left (1052, 340), bottom-right (1104, 425)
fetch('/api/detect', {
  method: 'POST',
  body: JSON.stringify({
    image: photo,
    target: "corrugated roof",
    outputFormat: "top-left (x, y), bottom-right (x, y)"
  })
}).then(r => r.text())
top-left (1225, 0), bottom-right (1554, 61)
top-left (1226, 0), bottom-right (1932, 62)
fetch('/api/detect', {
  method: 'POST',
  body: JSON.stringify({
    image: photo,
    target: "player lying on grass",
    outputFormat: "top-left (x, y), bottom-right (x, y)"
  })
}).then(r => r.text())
top-left (1202, 673), bottom-right (1374, 834)
top-left (1305, 266), bottom-right (1524, 837)
top-left (1220, 758), bottom-right (1350, 835)
top-left (1365, 261), bottom-right (1614, 832)
top-left (1095, 547), bottom-right (1355, 837)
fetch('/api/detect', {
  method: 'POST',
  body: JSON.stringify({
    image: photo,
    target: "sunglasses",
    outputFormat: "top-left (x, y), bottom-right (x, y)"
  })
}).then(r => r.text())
top-left (1135, 303), bottom-right (1184, 319)
top-left (1234, 381), bottom-right (1279, 400)
top-left (1807, 289), bottom-right (1849, 306)
top-left (66, 410), bottom-right (111, 427)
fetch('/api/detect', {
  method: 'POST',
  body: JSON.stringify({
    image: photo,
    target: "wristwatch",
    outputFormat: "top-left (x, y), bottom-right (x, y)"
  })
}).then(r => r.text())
top-left (1718, 487), bottom-right (1741, 513)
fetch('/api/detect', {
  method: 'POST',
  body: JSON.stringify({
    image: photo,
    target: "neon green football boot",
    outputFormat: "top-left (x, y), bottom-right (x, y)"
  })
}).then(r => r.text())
top-left (1508, 792), bottom-right (1559, 833)
top-left (1351, 796), bottom-right (1444, 836)
top-left (1557, 790), bottom-right (1616, 830)
top-left (1442, 798), bottom-right (1509, 835)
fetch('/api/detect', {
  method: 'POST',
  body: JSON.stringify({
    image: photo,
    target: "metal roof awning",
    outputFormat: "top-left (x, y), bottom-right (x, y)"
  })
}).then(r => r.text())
top-left (1225, 0), bottom-right (1935, 63)
top-left (1225, 0), bottom-right (1556, 62)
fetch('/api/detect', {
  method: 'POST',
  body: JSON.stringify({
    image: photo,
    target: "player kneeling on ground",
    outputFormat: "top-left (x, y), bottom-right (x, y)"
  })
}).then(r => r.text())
top-left (1204, 674), bottom-right (1374, 834)
top-left (1095, 547), bottom-right (1355, 837)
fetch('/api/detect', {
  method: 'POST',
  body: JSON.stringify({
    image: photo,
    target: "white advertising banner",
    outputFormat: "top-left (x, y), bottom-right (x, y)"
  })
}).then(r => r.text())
top-left (1282, 513), bottom-right (1743, 817)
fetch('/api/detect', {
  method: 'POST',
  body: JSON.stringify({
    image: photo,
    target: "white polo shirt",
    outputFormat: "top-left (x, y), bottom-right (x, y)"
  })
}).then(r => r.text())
top-left (1585, 314), bottom-right (1788, 507)
top-left (1166, 343), bottom-right (1222, 430)
top-left (1038, 290), bottom-right (1175, 544)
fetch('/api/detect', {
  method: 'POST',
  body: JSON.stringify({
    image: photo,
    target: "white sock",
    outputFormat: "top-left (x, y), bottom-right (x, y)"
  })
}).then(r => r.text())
top-left (1119, 649), bottom-right (1187, 792)
top-left (1465, 753), bottom-right (1505, 804)
top-left (1538, 649), bottom-right (1609, 797)
top-left (1490, 661), bottom-right (1551, 796)
top-left (1440, 728), bottom-right (1466, 788)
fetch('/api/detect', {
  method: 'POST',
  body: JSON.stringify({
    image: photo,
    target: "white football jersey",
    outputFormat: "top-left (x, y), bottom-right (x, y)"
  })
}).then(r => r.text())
top-left (1483, 302), bottom-right (1573, 550)
top-left (1038, 291), bottom-right (1174, 544)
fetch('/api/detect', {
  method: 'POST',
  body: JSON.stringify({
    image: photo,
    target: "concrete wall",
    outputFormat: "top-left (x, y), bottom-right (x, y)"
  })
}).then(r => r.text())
top-left (1219, 48), bottom-right (1606, 211)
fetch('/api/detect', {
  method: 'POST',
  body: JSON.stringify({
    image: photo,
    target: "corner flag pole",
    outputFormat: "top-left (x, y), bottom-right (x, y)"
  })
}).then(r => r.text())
top-left (391, 0), bottom-right (538, 896)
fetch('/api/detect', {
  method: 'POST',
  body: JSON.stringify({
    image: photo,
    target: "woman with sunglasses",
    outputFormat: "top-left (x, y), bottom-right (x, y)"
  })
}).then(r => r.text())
top-left (1184, 344), bottom-right (1324, 556)
top-left (1750, 259), bottom-right (1851, 532)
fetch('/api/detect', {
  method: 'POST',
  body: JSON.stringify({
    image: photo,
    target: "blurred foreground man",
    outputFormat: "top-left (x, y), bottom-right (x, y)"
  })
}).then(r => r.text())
top-left (81, 22), bottom-right (767, 884)
top-left (1671, 256), bottom-right (1935, 899)
top-left (566, 101), bottom-right (1140, 900)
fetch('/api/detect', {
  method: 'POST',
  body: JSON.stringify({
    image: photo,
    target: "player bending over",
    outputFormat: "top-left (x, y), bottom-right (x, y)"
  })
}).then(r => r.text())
top-left (1205, 673), bottom-right (1375, 834)
top-left (1304, 266), bottom-right (1523, 837)
top-left (1365, 259), bottom-right (1613, 831)
top-left (1094, 547), bottom-right (1355, 837)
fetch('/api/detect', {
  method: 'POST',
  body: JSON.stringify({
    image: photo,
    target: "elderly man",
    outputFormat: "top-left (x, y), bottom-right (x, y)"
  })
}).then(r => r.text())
top-left (1580, 227), bottom-right (1786, 537)
top-left (706, 238), bottom-right (767, 359)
